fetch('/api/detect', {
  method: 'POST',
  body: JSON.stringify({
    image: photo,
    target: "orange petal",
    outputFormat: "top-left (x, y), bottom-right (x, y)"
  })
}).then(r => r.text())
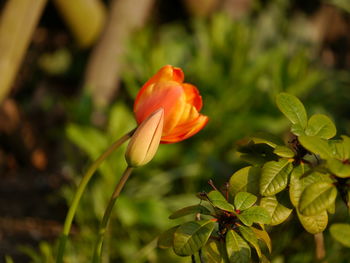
top-left (182, 83), bottom-right (203, 111)
top-left (134, 83), bottom-right (184, 129)
top-left (135, 65), bottom-right (184, 105)
top-left (161, 114), bottom-right (209, 143)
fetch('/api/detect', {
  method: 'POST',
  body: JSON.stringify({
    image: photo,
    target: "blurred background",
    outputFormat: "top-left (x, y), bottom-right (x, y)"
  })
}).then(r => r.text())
top-left (0, 0), bottom-right (350, 262)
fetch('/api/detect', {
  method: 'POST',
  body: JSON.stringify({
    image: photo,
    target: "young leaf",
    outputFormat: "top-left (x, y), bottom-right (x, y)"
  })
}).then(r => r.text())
top-left (208, 190), bottom-right (235, 212)
top-left (229, 166), bottom-right (260, 196)
top-left (276, 93), bottom-right (307, 128)
top-left (158, 225), bottom-right (179, 249)
top-left (299, 182), bottom-right (337, 216)
top-left (251, 227), bottom-right (272, 253)
top-left (289, 165), bottom-right (307, 207)
top-left (234, 192), bottom-right (257, 211)
top-left (238, 226), bottom-right (262, 258)
top-left (250, 133), bottom-right (283, 148)
top-left (226, 230), bottom-right (251, 263)
top-left (305, 114), bottom-right (336, 139)
top-left (169, 205), bottom-right (211, 219)
top-left (291, 123), bottom-right (306, 136)
top-left (327, 158), bottom-right (350, 178)
top-left (273, 145), bottom-right (295, 158)
top-left (327, 201), bottom-right (335, 214)
top-left (237, 207), bottom-right (271, 226)
top-left (298, 136), bottom-right (332, 159)
top-left (297, 210), bottom-right (328, 234)
top-left (260, 196), bottom-right (293, 226)
top-left (173, 220), bottom-right (215, 256)
top-left (290, 169), bottom-right (333, 208)
top-left (340, 135), bottom-right (350, 160)
top-left (260, 159), bottom-right (293, 196)
top-left (203, 240), bottom-right (225, 263)
top-left (330, 223), bottom-right (350, 247)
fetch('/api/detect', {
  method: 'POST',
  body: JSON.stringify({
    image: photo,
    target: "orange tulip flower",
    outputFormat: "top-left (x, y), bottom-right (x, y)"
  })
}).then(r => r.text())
top-left (134, 65), bottom-right (208, 143)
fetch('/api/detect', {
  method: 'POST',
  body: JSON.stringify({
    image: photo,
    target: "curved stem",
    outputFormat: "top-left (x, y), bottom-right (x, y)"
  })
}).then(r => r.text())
top-left (92, 166), bottom-right (134, 263)
top-left (56, 129), bottom-right (135, 263)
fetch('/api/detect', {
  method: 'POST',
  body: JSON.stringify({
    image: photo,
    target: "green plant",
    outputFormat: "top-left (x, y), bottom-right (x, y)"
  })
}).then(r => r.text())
top-left (159, 93), bottom-right (350, 262)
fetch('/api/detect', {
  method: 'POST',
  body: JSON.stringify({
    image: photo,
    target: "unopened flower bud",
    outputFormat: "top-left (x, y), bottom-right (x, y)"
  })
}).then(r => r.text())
top-left (125, 108), bottom-right (164, 167)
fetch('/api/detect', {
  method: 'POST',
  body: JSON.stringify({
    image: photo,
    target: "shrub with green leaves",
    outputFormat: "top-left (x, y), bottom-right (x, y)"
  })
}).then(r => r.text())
top-left (159, 189), bottom-right (271, 262)
top-left (160, 93), bottom-right (350, 262)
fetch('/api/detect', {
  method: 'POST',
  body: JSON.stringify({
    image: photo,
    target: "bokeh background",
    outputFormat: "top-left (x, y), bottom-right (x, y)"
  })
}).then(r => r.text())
top-left (0, 0), bottom-right (350, 262)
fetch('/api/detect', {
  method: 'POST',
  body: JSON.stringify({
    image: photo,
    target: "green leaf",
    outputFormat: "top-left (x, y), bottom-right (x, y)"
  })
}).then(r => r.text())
top-left (298, 136), bottom-right (332, 159)
top-left (330, 223), bottom-right (350, 247)
top-left (299, 182), bottom-right (337, 216)
top-left (238, 226), bottom-right (262, 258)
top-left (229, 166), bottom-right (260, 196)
top-left (238, 143), bottom-right (277, 166)
top-left (251, 227), bottom-right (272, 253)
top-left (297, 210), bottom-right (328, 234)
top-left (276, 93), bottom-right (307, 128)
top-left (327, 201), bottom-right (335, 214)
top-left (260, 159), bottom-right (293, 196)
top-left (169, 205), bottom-right (211, 219)
top-left (273, 145), bottom-right (295, 158)
top-left (250, 133), bottom-right (284, 148)
top-left (327, 159), bottom-right (350, 178)
top-left (237, 207), bottom-right (271, 226)
top-left (66, 124), bottom-right (108, 158)
top-left (158, 226), bottom-right (178, 249)
top-left (173, 220), bottom-right (215, 256)
top-left (203, 240), bottom-right (224, 263)
top-left (291, 123), bottom-right (306, 136)
top-left (226, 230), bottom-right (251, 263)
top-left (289, 164), bottom-right (307, 207)
top-left (340, 135), bottom-right (350, 160)
top-left (260, 196), bottom-right (293, 226)
top-left (305, 114), bottom-right (336, 139)
top-left (234, 192), bottom-right (257, 211)
top-left (208, 191), bottom-right (235, 212)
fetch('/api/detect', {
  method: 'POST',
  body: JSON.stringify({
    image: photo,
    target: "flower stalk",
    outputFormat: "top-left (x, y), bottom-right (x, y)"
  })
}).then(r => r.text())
top-left (92, 166), bottom-right (134, 263)
top-left (56, 130), bottom-right (134, 263)
top-left (92, 108), bottom-right (164, 262)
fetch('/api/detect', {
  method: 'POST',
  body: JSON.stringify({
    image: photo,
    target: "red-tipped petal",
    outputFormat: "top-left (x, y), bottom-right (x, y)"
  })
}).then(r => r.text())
top-left (182, 83), bottom-right (203, 111)
top-left (160, 115), bottom-right (208, 143)
top-left (135, 65), bottom-right (184, 106)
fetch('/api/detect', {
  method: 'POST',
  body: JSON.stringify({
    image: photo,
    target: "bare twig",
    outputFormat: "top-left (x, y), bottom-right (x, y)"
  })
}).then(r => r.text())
top-left (314, 232), bottom-right (327, 262)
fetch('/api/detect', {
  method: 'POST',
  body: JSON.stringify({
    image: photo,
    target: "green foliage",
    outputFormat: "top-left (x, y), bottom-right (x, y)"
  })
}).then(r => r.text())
top-left (229, 166), bottom-right (261, 196)
top-left (169, 205), bottom-right (211, 219)
top-left (330, 223), bottom-right (350, 247)
top-left (260, 196), bottom-right (292, 226)
top-left (234, 192), bottom-right (257, 211)
top-left (226, 230), bottom-right (251, 263)
top-left (159, 190), bottom-right (271, 261)
top-left (208, 190), bottom-right (235, 212)
top-left (18, 242), bottom-right (55, 263)
top-left (234, 92), bottom-right (350, 243)
top-left (276, 93), bottom-right (308, 129)
top-left (160, 91), bottom-right (349, 261)
top-left (173, 220), bottom-right (215, 256)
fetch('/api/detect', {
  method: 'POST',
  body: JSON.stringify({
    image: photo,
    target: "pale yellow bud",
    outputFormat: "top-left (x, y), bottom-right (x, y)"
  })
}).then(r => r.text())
top-left (125, 108), bottom-right (164, 167)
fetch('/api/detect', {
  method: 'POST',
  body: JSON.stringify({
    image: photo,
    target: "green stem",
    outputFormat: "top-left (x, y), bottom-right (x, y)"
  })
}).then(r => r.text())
top-left (92, 166), bottom-right (134, 263)
top-left (56, 130), bottom-right (134, 263)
